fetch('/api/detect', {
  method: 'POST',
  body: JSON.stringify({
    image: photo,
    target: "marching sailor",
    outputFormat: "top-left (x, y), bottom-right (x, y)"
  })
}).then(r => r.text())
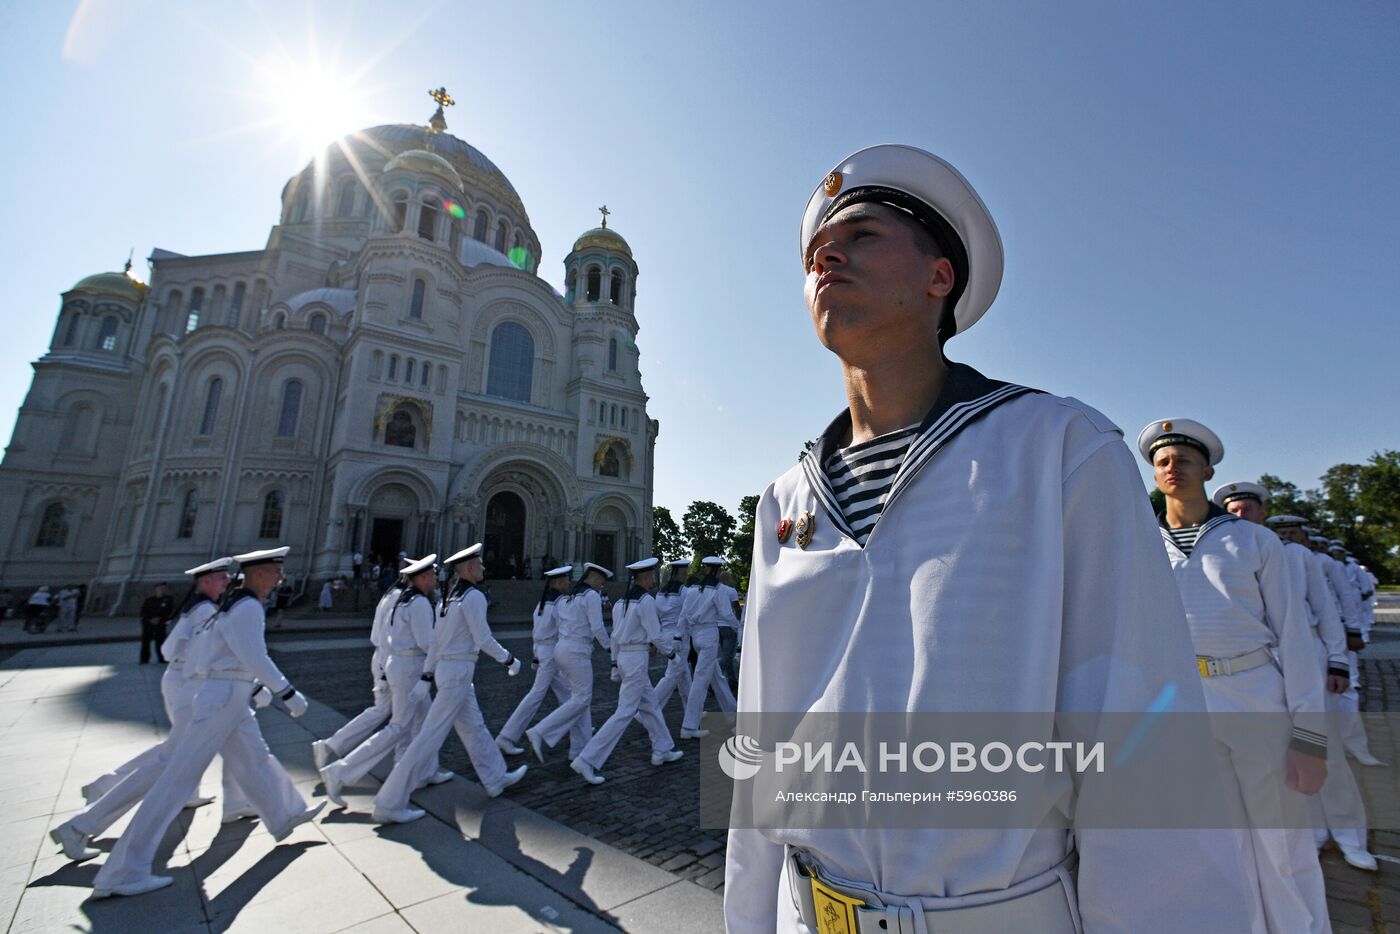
top-left (726, 144), bottom-right (1255, 933)
top-left (650, 557), bottom-right (694, 713)
top-left (311, 564), bottom-right (403, 772)
top-left (319, 555), bottom-right (453, 805)
top-left (91, 547), bottom-right (323, 898)
top-left (372, 544), bottom-right (526, 823)
top-left (50, 557), bottom-right (242, 861)
top-left (496, 565), bottom-right (580, 755)
top-left (525, 563), bottom-right (612, 763)
top-left (1264, 514), bottom-right (1377, 871)
top-left (680, 556), bottom-right (737, 739)
top-left (1147, 423), bottom-right (1330, 933)
top-left (571, 557), bottom-right (682, 784)
top-left (1325, 541), bottom-right (1382, 766)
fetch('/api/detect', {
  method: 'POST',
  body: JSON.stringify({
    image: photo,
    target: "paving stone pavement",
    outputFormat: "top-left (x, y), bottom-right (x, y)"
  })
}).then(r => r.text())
top-left (274, 635), bottom-right (733, 893)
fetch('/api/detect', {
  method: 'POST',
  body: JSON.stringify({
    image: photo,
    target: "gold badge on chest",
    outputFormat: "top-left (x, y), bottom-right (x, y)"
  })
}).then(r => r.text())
top-left (795, 510), bottom-right (815, 549)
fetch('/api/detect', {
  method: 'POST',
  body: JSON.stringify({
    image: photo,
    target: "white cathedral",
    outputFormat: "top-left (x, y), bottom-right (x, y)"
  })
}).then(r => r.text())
top-left (0, 94), bottom-right (656, 612)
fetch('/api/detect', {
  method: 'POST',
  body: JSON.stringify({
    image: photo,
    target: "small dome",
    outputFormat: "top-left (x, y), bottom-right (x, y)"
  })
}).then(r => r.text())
top-left (382, 149), bottom-right (463, 191)
top-left (70, 271), bottom-right (146, 302)
top-left (284, 287), bottom-right (357, 316)
top-left (571, 226), bottom-right (632, 258)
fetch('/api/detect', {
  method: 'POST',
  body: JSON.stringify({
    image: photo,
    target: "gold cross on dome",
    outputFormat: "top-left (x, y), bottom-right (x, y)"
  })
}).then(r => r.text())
top-left (598, 204), bottom-right (611, 228)
top-left (429, 87), bottom-right (455, 109)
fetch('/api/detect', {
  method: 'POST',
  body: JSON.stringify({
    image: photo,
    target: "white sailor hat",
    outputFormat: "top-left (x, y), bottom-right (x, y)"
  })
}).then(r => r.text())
top-left (1265, 515), bottom-right (1308, 529)
top-left (582, 562), bottom-right (614, 580)
top-left (543, 564), bottom-right (573, 579)
top-left (667, 557), bottom-right (692, 566)
top-left (627, 557), bottom-right (659, 573)
top-left (185, 556), bottom-right (234, 578)
top-left (1308, 534), bottom-right (1329, 544)
top-left (1211, 481), bottom-right (1269, 508)
top-left (1136, 418), bottom-right (1224, 466)
top-left (1328, 539), bottom-right (1345, 548)
top-left (700, 556), bottom-right (726, 567)
top-left (233, 546), bottom-right (290, 569)
top-left (801, 144), bottom-right (1002, 338)
top-left (401, 554), bottom-right (438, 577)
top-left (443, 543), bottom-right (483, 566)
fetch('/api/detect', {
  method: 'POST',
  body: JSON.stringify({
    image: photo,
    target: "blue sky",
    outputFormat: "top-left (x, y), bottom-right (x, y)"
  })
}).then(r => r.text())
top-left (2, 1), bottom-right (1396, 519)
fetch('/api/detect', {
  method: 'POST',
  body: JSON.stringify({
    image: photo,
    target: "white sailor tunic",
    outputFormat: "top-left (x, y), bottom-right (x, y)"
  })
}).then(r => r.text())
top-left (725, 364), bottom-right (1253, 933)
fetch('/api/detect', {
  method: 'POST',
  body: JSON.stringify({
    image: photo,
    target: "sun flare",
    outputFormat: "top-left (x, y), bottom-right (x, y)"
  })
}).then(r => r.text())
top-left (253, 51), bottom-right (372, 160)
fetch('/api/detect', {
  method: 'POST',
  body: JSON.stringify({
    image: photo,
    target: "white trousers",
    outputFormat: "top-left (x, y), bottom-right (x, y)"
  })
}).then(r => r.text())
top-left (375, 658), bottom-right (506, 811)
top-left (652, 633), bottom-right (692, 712)
top-left (1336, 650), bottom-right (1375, 760)
top-left (498, 642), bottom-right (575, 744)
top-left (92, 679), bottom-right (308, 890)
top-left (324, 655), bottom-right (391, 758)
top-left (334, 653), bottom-right (432, 785)
top-left (683, 625), bottom-right (736, 731)
top-left (579, 650), bottom-right (674, 770)
top-left (1201, 666), bottom-right (1331, 934)
top-left (1312, 688), bottom-right (1370, 851)
top-left (533, 640), bottom-right (595, 752)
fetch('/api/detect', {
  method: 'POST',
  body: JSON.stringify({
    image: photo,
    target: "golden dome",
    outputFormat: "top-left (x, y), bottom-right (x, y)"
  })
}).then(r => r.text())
top-left (572, 226), bottom-right (632, 258)
top-left (71, 271), bottom-right (146, 302)
top-left (382, 149), bottom-right (464, 191)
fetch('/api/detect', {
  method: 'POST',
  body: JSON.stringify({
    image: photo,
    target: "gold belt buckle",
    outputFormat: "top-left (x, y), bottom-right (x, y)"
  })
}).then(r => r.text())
top-left (810, 874), bottom-right (865, 934)
top-left (1196, 657), bottom-right (1212, 678)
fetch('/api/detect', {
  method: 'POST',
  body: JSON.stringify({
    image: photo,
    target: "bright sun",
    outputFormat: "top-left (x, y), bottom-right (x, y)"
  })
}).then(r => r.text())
top-left (253, 51), bottom-right (372, 159)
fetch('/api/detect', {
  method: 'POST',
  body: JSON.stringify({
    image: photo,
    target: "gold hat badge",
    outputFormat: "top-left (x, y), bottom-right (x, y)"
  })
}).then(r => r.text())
top-left (823, 172), bottom-right (843, 197)
top-left (1161, 421), bottom-right (1172, 431)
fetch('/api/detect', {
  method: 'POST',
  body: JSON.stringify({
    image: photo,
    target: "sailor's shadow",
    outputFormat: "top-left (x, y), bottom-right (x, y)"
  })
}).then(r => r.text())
top-left (202, 840), bottom-right (323, 928)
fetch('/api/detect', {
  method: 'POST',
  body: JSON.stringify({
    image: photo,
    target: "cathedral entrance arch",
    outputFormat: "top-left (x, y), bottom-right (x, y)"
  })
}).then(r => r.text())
top-left (591, 504), bottom-right (627, 573)
top-left (484, 491), bottom-right (526, 579)
top-left (367, 481), bottom-right (419, 564)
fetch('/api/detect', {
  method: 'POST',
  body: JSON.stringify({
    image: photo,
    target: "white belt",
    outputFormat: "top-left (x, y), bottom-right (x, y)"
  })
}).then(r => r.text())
top-left (788, 848), bottom-right (1078, 934)
top-left (437, 651), bottom-right (479, 662)
top-left (534, 637), bottom-right (558, 647)
top-left (616, 643), bottom-right (651, 652)
top-left (1196, 646), bottom-right (1272, 678)
top-left (558, 636), bottom-right (594, 647)
top-left (391, 648), bottom-right (426, 657)
top-left (191, 670), bottom-right (255, 683)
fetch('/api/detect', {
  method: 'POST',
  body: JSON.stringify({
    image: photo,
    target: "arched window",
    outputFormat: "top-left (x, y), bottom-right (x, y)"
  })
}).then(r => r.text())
top-left (388, 355), bottom-right (399, 380)
top-left (422, 363), bottom-right (431, 387)
top-left (610, 404), bottom-right (618, 425)
top-left (336, 181), bottom-right (357, 217)
top-left (185, 287), bottom-right (204, 333)
top-left (417, 199), bottom-right (438, 240)
top-left (608, 337), bottom-right (618, 371)
top-left (600, 446), bottom-right (621, 478)
top-left (473, 209), bottom-right (488, 241)
top-left (273, 312), bottom-right (287, 330)
top-left (405, 359), bottom-right (415, 384)
top-left (610, 270), bottom-right (624, 304)
top-left (259, 490), bottom-right (284, 539)
top-left (385, 409), bottom-right (416, 448)
top-left (198, 377), bottom-right (222, 435)
top-left (621, 407), bottom-right (627, 428)
top-left (308, 312), bottom-right (326, 335)
top-left (35, 502), bottom-right (70, 548)
top-left (586, 267), bottom-right (601, 302)
top-left (277, 379), bottom-right (302, 437)
top-left (60, 403), bottom-right (94, 450)
top-left (63, 314), bottom-right (81, 346)
top-left (486, 321), bottom-right (534, 403)
top-left (227, 282), bottom-right (245, 327)
top-left (392, 195), bottom-right (408, 232)
top-left (176, 489), bottom-right (198, 539)
top-left (494, 220), bottom-right (508, 252)
top-left (409, 278), bottom-right (426, 319)
top-left (588, 399), bottom-right (596, 423)
top-left (97, 316), bottom-right (119, 352)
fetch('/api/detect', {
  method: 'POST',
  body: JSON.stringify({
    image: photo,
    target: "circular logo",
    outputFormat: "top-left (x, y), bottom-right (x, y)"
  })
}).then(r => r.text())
top-left (823, 171), bottom-right (843, 197)
top-left (718, 734), bottom-right (764, 781)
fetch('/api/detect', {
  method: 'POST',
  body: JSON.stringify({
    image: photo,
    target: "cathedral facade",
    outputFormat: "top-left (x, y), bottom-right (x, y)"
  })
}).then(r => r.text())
top-left (0, 101), bottom-right (656, 612)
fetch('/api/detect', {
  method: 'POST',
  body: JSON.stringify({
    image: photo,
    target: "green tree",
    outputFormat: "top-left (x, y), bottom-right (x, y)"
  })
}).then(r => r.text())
top-left (1257, 474), bottom-right (1316, 522)
top-left (727, 494), bottom-right (760, 591)
top-left (1148, 487), bottom-right (1165, 516)
top-left (682, 500), bottom-right (735, 569)
top-left (653, 506), bottom-right (683, 562)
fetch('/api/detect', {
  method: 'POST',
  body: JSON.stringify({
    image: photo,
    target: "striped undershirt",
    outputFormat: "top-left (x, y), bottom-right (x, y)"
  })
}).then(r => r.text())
top-left (824, 424), bottom-right (919, 545)
top-left (1166, 525), bottom-right (1203, 556)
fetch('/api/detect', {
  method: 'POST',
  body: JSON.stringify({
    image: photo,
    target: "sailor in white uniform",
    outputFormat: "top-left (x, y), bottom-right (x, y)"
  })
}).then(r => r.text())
top-left (91, 547), bottom-right (323, 898)
top-left (320, 555), bottom-right (452, 806)
top-left (1264, 515), bottom-right (1377, 871)
top-left (372, 544), bottom-right (526, 822)
top-left (497, 565), bottom-right (580, 755)
top-left (680, 556), bottom-right (737, 739)
top-left (50, 558), bottom-right (244, 861)
top-left (727, 144), bottom-right (1255, 934)
top-left (650, 558), bottom-right (694, 713)
top-left (525, 563), bottom-right (612, 763)
top-left (1146, 422), bottom-right (1330, 933)
top-left (311, 570), bottom-right (403, 772)
top-left (1325, 541), bottom-right (1382, 766)
top-left (571, 558), bottom-right (682, 784)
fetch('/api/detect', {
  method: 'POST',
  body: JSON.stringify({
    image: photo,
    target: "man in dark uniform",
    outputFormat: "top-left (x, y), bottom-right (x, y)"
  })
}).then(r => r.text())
top-left (138, 583), bottom-right (174, 664)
